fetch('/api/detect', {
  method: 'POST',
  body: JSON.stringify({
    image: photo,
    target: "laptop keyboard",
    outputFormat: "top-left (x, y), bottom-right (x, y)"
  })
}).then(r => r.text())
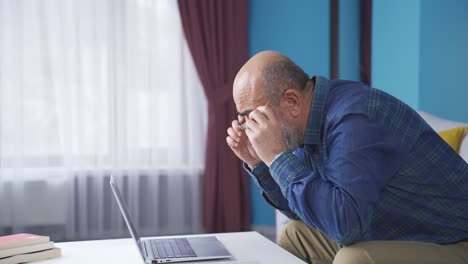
top-left (148, 238), bottom-right (197, 259)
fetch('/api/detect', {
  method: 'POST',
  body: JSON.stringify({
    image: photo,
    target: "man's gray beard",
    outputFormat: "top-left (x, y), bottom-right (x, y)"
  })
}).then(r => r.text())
top-left (275, 108), bottom-right (303, 151)
top-left (281, 122), bottom-right (303, 151)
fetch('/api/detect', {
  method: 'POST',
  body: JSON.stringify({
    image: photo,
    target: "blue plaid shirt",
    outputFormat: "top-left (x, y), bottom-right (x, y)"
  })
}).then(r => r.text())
top-left (246, 76), bottom-right (468, 245)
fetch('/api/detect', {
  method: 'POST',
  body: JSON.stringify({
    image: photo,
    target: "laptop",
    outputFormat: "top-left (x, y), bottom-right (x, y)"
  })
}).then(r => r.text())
top-left (110, 175), bottom-right (232, 263)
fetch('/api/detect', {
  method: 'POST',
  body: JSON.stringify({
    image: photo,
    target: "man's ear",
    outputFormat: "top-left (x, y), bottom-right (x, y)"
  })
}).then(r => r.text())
top-left (281, 89), bottom-right (302, 118)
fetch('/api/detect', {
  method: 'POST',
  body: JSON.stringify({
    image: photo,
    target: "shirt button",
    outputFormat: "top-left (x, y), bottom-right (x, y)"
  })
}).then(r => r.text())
top-left (313, 154), bottom-right (319, 160)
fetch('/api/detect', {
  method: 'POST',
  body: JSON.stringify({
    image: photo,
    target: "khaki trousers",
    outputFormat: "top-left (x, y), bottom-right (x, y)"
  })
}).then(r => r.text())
top-left (278, 220), bottom-right (468, 264)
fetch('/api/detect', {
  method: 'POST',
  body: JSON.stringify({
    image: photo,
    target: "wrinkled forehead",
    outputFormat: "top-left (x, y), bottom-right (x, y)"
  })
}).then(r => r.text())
top-left (233, 74), bottom-right (266, 116)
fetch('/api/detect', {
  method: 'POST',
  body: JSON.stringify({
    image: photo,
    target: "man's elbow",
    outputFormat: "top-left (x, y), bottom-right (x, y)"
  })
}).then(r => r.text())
top-left (329, 197), bottom-right (369, 245)
top-left (332, 234), bottom-right (358, 246)
top-left (299, 215), bottom-right (364, 245)
top-left (329, 224), bottom-right (364, 246)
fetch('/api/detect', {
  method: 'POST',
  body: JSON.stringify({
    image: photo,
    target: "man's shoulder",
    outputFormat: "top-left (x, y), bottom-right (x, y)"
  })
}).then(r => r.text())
top-left (325, 80), bottom-right (431, 146)
top-left (325, 80), bottom-right (371, 120)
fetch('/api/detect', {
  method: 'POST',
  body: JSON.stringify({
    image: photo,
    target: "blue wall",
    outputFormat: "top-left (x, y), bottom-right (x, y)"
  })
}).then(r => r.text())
top-left (372, 0), bottom-right (468, 122)
top-left (248, 0), bottom-right (330, 226)
top-left (372, 0), bottom-right (421, 109)
top-left (419, 0), bottom-right (468, 123)
top-left (249, 0), bottom-right (330, 79)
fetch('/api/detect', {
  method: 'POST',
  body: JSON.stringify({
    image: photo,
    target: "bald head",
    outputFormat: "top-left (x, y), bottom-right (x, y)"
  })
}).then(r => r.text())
top-left (232, 51), bottom-right (314, 151)
top-left (233, 50), bottom-right (310, 116)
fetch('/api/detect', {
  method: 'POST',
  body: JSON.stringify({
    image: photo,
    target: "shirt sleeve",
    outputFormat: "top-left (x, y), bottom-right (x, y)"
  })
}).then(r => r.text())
top-left (269, 114), bottom-right (408, 245)
top-left (243, 162), bottom-right (298, 220)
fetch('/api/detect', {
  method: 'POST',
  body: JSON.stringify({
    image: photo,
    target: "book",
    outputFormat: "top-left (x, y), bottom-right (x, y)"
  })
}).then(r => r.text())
top-left (0, 248), bottom-right (61, 264)
top-left (0, 242), bottom-right (54, 259)
top-left (0, 234), bottom-right (49, 251)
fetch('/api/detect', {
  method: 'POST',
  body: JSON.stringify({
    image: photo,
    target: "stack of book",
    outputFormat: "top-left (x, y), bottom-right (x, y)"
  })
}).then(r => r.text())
top-left (0, 234), bottom-right (61, 264)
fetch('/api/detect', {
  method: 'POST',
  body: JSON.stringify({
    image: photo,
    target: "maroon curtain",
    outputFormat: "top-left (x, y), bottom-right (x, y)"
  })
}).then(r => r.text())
top-left (361, 0), bottom-right (372, 85)
top-left (177, 0), bottom-right (250, 232)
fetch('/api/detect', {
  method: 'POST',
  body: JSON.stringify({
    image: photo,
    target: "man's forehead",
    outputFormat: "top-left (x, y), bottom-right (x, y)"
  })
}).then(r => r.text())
top-left (235, 89), bottom-right (265, 116)
top-left (233, 69), bottom-right (265, 112)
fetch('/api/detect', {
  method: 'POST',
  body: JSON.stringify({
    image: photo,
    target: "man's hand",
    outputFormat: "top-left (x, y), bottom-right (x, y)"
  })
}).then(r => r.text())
top-left (226, 115), bottom-right (262, 170)
top-left (245, 106), bottom-right (287, 166)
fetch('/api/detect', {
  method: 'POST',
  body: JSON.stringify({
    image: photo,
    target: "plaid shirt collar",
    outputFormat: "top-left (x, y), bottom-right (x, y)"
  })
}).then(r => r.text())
top-left (304, 76), bottom-right (330, 146)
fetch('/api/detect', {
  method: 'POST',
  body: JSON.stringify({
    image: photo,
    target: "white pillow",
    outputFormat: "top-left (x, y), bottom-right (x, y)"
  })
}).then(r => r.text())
top-left (460, 139), bottom-right (468, 162)
top-left (418, 111), bottom-right (468, 162)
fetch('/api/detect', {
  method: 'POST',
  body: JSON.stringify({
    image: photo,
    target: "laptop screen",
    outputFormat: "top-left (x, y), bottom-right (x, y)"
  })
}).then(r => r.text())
top-left (110, 175), bottom-right (142, 246)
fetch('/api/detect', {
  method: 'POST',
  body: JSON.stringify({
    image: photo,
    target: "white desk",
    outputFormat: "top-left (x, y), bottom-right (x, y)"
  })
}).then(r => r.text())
top-left (42, 231), bottom-right (305, 264)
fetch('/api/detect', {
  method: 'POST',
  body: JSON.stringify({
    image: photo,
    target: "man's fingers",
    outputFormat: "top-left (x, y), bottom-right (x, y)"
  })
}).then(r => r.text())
top-left (244, 126), bottom-right (254, 141)
top-left (226, 136), bottom-right (239, 148)
top-left (245, 119), bottom-right (260, 132)
top-left (248, 109), bottom-right (268, 125)
top-left (256, 105), bottom-right (276, 121)
top-left (231, 120), bottom-right (244, 135)
top-left (227, 127), bottom-right (241, 142)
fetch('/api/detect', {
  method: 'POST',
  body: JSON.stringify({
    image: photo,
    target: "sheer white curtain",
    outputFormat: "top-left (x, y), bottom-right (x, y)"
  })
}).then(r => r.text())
top-left (0, 0), bottom-right (207, 241)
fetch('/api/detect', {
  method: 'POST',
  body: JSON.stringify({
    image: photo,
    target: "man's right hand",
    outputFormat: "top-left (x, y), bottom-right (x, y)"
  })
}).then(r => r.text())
top-left (226, 115), bottom-right (261, 170)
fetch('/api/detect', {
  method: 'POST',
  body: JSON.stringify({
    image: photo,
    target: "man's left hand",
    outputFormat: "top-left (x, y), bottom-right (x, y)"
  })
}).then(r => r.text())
top-left (245, 106), bottom-right (287, 166)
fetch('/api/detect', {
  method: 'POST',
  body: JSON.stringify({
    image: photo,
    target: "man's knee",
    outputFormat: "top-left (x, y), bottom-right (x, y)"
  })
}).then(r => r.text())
top-left (278, 220), bottom-right (341, 264)
top-left (333, 245), bottom-right (374, 264)
top-left (278, 220), bottom-right (308, 248)
top-left (278, 220), bottom-right (299, 248)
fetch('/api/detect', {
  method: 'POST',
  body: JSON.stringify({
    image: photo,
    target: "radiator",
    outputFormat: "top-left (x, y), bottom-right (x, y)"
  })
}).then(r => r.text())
top-left (0, 171), bottom-right (204, 242)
